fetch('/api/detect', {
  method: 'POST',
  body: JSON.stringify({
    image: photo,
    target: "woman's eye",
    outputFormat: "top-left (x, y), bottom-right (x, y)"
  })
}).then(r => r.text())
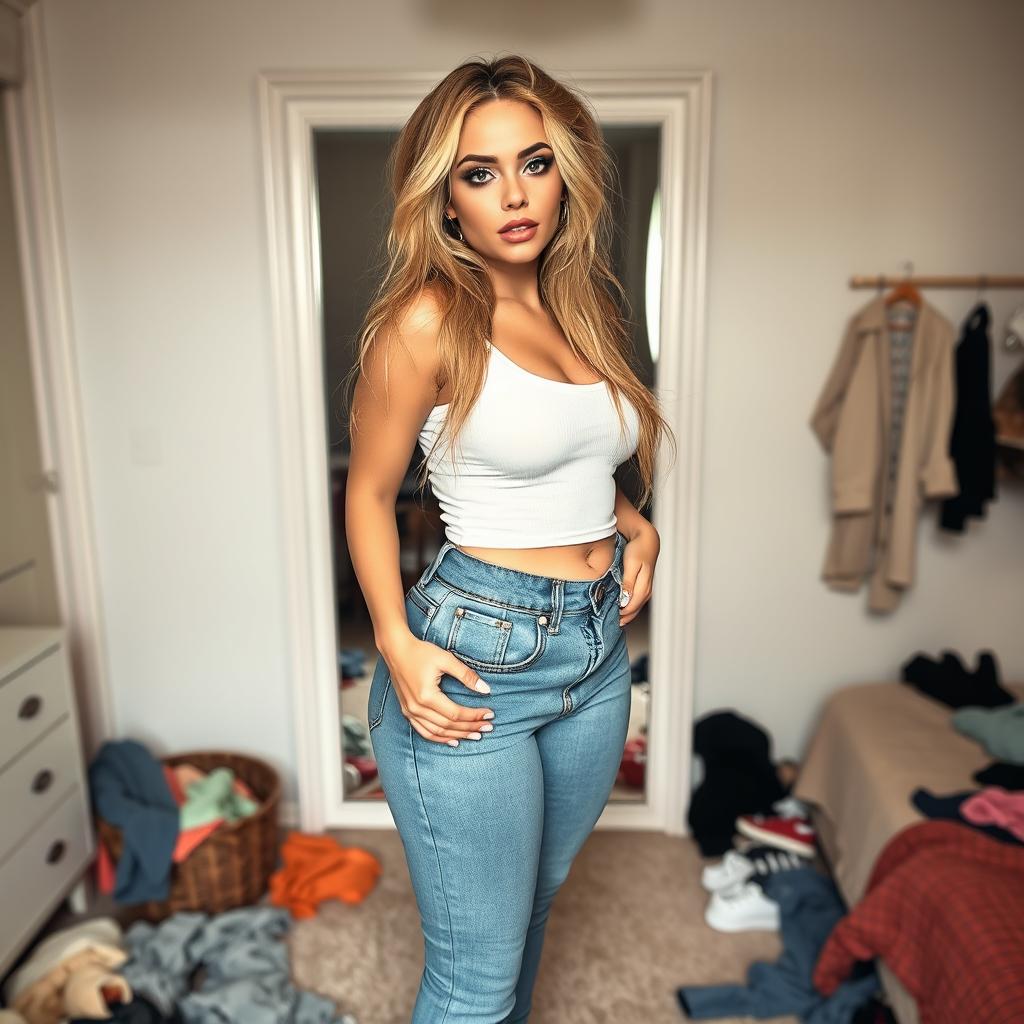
top-left (461, 156), bottom-right (552, 187)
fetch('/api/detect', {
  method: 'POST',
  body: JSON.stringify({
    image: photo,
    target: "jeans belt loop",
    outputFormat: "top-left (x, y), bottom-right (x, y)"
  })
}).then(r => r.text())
top-left (420, 540), bottom-right (455, 586)
top-left (548, 579), bottom-right (563, 635)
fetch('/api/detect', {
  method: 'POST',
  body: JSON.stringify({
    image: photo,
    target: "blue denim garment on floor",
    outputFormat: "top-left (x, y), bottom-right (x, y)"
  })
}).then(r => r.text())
top-left (677, 866), bottom-right (879, 1022)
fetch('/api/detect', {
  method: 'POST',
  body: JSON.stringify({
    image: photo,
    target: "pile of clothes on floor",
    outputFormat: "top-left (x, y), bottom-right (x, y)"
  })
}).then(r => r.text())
top-left (682, 802), bottom-right (884, 1021)
top-left (682, 710), bottom-right (889, 1022)
top-left (681, 653), bottom-right (1024, 1024)
top-left (88, 740), bottom-right (260, 904)
top-left (683, 805), bottom-right (1024, 1023)
top-left (0, 907), bottom-right (357, 1023)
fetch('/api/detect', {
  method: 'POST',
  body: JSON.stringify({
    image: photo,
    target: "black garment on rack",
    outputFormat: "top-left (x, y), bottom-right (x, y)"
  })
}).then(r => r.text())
top-left (940, 302), bottom-right (997, 531)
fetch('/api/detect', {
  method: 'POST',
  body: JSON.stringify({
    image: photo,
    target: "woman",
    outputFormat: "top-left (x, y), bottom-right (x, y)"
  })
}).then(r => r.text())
top-left (344, 55), bottom-right (675, 1023)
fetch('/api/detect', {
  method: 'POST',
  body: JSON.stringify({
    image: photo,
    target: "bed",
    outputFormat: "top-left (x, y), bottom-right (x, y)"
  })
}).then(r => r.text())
top-left (792, 678), bottom-right (1024, 1024)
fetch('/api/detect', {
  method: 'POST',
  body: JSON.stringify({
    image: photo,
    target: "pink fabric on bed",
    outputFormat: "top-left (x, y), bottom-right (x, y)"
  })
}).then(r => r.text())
top-left (961, 786), bottom-right (1024, 841)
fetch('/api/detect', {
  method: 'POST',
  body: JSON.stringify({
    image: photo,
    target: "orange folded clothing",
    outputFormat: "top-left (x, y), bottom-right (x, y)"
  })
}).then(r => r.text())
top-left (268, 831), bottom-right (381, 918)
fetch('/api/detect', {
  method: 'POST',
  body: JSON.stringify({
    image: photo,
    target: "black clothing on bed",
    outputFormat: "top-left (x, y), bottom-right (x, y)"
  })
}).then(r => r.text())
top-left (900, 649), bottom-right (1015, 709)
top-left (974, 761), bottom-right (1024, 791)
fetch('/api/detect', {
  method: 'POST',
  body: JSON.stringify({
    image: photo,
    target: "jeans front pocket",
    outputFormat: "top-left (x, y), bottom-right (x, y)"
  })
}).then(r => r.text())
top-left (443, 597), bottom-right (547, 673)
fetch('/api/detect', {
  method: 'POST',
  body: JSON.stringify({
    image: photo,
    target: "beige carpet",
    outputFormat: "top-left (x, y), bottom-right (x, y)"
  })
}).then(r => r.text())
top-left (289, 827), bottom-right (802, 1024)
top-left (19, 829), bottom-right (805, 1024)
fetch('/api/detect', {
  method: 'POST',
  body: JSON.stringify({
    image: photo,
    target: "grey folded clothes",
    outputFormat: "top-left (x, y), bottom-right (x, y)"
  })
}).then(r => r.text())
top-left (119, 904), bottom-right (356, 1024)
top-left (953, 701), bottom-right (1024, 764)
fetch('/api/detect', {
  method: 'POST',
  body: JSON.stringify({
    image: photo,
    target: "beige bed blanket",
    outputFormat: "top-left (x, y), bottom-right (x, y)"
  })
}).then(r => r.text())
top-left (792, 678), bottom-right (1024, 1024)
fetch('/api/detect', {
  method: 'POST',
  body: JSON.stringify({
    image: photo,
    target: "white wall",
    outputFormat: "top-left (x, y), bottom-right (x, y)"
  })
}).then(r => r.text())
top-left (35, 0), bottom-right (1024, 805)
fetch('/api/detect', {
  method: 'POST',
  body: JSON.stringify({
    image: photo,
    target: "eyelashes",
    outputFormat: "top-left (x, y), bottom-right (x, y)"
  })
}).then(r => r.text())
top-left (460, 155), bottom-right (553, 187)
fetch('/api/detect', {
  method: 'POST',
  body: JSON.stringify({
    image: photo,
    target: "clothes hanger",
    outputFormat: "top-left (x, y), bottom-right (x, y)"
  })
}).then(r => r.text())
top-left (883, 261), bottom-right (922, 308)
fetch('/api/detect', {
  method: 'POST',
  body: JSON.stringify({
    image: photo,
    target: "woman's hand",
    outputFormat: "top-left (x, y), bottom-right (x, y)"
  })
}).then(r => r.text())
top-left (619, 523), bottom-right (660, 627)
top-left (380, 631), bottom-right (496, 746)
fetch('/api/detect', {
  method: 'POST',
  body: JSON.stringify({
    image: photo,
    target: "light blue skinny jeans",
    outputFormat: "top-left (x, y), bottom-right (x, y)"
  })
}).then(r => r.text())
top-left (367, 529), bottom-right (631, 1023)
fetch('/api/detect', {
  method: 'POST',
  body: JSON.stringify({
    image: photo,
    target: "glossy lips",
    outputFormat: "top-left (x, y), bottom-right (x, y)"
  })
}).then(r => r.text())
top-left (498, 217), bottom-right (539, 244)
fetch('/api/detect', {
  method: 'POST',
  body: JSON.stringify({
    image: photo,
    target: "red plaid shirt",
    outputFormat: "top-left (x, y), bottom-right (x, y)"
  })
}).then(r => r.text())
top-left (814, 819), bottom-right (1024, 1023)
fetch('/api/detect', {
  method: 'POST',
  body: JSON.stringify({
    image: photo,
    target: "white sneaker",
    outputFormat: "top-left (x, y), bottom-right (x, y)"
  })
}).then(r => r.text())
top-left (700, 849), bottom-right (754, 893)
top-left (704, 880), bottom-right (781, 932)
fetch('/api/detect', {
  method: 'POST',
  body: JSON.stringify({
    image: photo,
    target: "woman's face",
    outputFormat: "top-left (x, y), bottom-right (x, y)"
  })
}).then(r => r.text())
top-left (445, 98), bottom-right (565, 263)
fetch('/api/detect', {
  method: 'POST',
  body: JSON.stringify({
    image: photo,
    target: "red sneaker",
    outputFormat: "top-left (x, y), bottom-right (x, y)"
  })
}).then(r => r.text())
top-left (735, 813), bottom-right (817, 857)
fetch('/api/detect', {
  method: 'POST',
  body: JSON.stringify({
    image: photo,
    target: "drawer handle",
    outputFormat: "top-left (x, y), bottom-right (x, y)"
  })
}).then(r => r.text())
top-left (18, 695), bottom-right (43, 720)
top-left (32, 769), bottom-right (55, 793)
top-left (45, 840), bottom-right (66, 865)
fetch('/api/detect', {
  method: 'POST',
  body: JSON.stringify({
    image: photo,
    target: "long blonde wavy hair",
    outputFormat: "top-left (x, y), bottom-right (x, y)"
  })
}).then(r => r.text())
top-left (345, 54), bottom-right (676, 513)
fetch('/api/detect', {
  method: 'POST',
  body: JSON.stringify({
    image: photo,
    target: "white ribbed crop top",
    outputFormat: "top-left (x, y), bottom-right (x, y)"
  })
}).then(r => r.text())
top-left (416, 339), bottom-right (641, 547)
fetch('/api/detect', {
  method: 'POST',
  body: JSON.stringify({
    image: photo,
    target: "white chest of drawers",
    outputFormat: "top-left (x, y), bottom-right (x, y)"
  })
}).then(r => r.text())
top-left (0, 627), bottom-right (95, 978)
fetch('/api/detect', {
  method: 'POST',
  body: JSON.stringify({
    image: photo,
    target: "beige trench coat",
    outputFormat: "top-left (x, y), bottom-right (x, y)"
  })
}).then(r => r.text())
top-left (810, 294), bottom-right (958, 613)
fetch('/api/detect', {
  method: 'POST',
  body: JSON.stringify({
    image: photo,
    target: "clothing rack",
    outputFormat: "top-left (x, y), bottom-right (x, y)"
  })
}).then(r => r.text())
top-left (846, 267), bottom-right (1024, 482)
top-left (849, 273), bottom-right (1024, 290)
top-left (850, 267), bottom-right (1024, 352)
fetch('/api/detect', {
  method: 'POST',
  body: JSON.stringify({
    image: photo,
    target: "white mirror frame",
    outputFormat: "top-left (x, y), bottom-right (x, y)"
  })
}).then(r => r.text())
top-left (258, 68), bottom-right (712, 834)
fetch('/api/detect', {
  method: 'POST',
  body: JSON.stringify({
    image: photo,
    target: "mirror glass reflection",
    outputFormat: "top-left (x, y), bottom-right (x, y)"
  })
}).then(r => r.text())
top-left (314, 122), bottom-right (660, 804)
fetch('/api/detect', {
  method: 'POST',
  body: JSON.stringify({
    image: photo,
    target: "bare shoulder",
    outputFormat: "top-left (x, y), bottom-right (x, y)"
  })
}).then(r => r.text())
top-left (393, 283), bottom-right (445, 355)
top-left (357, 284), bottom-right (446, 418)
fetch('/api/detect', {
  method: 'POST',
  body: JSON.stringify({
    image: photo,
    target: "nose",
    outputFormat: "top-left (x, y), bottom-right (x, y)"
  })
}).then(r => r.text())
top-left (503, 184), bottom-right (527, 209)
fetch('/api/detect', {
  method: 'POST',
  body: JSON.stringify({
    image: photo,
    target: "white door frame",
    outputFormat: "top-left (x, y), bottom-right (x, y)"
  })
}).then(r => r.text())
top-left (3, 6), bottom-right (116, 756)
top-left (258, 68), bottom-right (712, 834)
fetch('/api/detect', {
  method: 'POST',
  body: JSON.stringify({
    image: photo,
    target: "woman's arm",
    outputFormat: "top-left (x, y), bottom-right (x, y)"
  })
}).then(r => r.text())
top-left (613, 482), bottom-right (656, 541)
top-left (346, 290), bottom-right (495, 746)
top-left (613, 482), bottom-right (660, 626)
top-left (345, 292), bottom-right (443, 656)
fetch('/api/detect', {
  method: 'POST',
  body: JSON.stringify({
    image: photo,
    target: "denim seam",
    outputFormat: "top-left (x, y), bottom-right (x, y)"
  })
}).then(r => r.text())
top-left (368, 673), bottom-right (391, 732)
top-left (410, 724), bottom-right (456, 1021)
top-left (408, 584), bottom-right (440, 616)
top-left (432, 574), bottom-right (609, 617)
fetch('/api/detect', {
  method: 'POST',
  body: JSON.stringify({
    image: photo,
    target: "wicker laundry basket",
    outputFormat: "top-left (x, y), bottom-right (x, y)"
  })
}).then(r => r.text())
top-left (95, 749), bottom-right (281, 922)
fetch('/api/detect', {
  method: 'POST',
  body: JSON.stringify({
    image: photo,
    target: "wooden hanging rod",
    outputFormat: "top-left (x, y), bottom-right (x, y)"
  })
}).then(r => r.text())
top-left (850, 274), bottom-right (1024, 289)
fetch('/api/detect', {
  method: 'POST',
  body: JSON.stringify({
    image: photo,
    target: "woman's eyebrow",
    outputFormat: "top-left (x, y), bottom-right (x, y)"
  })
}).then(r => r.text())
top-left (455, 141), bottom-right (552, 168)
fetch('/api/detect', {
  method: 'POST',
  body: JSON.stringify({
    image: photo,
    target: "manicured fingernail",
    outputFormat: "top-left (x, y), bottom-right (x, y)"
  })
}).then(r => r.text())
top-left (479, 723), bottom-right (493, 732)
top-left (482, 711), bottom-right (495, 720)
top-left (447, 739), bottom-right (459, 747)
top-left (475, 679), bottom-right (491, 693)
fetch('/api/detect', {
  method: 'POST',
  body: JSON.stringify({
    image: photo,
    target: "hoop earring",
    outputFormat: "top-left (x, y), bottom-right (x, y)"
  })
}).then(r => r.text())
top-left (559, 197), bottom-right (568, 225)
top-left (445, 215), bottom-right (464, 243)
